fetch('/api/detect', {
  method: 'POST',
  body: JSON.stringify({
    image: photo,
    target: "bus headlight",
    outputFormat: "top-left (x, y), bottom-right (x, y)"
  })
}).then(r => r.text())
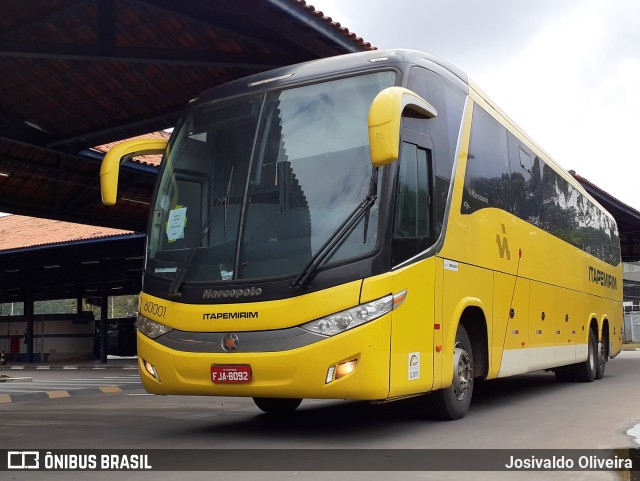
top-left (136, 314), bottom-right (173, 339)
top-left (300, 294), bottom-right (393, 337)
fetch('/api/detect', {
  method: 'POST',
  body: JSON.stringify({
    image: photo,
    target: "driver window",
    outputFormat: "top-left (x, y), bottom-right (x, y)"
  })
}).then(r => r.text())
top-left (392, 141), bottom-right (432, 266)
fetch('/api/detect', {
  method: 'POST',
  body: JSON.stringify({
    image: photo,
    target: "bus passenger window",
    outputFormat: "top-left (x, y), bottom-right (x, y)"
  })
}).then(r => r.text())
top-left (507, 134), bottom-right (543, 225)
top-left (392, 142), bottom-right (432, 266)
top-left (462, 105), bottom-right (509, 214)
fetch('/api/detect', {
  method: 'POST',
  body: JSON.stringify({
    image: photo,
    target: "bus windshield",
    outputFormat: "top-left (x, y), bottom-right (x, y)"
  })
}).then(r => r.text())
top-left (146, 71), bottom-right (396, 283)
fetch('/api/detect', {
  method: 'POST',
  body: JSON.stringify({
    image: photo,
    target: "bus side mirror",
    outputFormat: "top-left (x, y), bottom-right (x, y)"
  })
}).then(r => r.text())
top-left (368, 86), bottom-right (437, 167)
top-left (100, 138), bottom-right (168, 205)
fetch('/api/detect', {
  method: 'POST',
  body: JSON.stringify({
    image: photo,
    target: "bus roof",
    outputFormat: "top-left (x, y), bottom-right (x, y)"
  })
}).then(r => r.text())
top-left (191, 49), bottom-right (469, 106)
top-left (186, 48), bottom-right (615, 226)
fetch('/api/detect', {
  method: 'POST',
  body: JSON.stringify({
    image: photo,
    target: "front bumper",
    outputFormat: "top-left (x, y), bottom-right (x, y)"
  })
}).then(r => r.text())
top-left (137, 314), bottom-right (392, 401)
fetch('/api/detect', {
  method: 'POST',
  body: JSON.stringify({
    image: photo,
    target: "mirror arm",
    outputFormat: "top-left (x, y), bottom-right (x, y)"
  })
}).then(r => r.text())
top-left (100, 138), bottom-right (168, 205)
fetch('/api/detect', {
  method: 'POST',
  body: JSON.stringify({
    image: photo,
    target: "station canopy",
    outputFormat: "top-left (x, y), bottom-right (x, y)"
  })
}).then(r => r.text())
top-left (0, 0), bottom-right (373, 233)
top-left (0, 0), bottom-right (373, 304)
top-left (1, 0), bottom-right (640, 307)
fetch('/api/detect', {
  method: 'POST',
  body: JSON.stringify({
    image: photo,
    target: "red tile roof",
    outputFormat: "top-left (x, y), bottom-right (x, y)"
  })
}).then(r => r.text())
top-left (88, 1), bottom-right (376, 169)
top-left (93, 131), bottom-right (171, 167)
top-left (296, 1), bottom-right (375, 50)
top-left (0, 214), bottom-right (134, 252)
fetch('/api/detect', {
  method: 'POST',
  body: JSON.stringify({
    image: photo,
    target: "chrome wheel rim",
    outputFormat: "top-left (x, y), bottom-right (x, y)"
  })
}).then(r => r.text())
top-left (452, 342), bottom-right (473, 401)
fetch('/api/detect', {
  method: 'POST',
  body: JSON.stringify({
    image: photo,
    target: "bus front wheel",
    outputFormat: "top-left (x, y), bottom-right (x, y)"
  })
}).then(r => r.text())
top-left (253, 397), bottom-right (302, 415)
top-left (427, 324), bottom-right (474, 420)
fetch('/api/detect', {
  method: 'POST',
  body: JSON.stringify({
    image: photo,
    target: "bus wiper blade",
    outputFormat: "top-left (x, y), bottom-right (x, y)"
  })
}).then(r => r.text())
top-left (166, 225), bottom-right (210, 299)
top-left (291, 169), bottom-right (378, 290)
top-left (224, 166), bottom-right (233, 238)
top-left (166, 199), bottom-right (224, 298)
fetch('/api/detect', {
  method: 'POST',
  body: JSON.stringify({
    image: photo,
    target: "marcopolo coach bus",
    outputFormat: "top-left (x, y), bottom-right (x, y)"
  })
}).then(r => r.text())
top-left (101, 49), bottom-right (623, 419)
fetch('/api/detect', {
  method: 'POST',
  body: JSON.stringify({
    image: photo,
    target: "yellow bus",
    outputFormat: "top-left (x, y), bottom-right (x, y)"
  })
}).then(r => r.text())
top-left (101, 49), bottom-right (623, 419)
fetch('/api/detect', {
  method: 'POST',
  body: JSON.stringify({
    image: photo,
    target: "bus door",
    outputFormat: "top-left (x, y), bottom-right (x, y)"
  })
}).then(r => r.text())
top-left (388, 128), bottom-right (437, 398)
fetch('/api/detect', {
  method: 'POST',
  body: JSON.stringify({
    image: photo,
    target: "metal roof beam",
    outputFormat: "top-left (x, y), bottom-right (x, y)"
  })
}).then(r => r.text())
top-left (225, 0), bottom-right (352, 58)
top-left (46, 109), bottom-right (180, 150)
top-left (0, 0), bottom-right (82, 39)
top-left (0, 44), bottom-right (288, 70)
top-left (137, 0), bottom-right (301, 57)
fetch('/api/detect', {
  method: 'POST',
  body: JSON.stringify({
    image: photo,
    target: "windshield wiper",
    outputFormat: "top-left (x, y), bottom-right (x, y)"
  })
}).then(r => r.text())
top-left (166, 198), bottom-right (225, 298)
top-left (223, 166), bottom-right (233, 238)
top-left (166, 162), bottom-right (237, 298)
top-left (290, 167), bottom-right (378, 290)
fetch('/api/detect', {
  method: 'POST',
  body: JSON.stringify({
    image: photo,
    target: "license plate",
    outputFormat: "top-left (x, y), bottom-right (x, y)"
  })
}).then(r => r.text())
top-left (211, 364), bottom-right (252, 384)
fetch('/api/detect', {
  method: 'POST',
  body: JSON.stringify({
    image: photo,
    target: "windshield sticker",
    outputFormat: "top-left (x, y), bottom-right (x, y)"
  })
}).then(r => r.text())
top-left (166, 207), bottom-right (187, 242)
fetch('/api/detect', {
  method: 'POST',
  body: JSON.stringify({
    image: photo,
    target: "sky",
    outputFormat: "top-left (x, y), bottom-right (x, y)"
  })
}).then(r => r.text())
top-left (310, 0), bottom-right (640, 208)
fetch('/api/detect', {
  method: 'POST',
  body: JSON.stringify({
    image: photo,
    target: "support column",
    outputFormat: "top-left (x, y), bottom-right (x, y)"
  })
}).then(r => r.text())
top-left (99, 261), bottom-right (109, 364)
top-left (25, 273), bottom-right (34, 363)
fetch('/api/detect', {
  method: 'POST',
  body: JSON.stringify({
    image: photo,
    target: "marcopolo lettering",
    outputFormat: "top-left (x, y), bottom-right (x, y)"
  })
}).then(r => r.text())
top-left (203, 312), bottom-right (259, 320)
top-left (588, 266), bottom-right (618, 290)
top-left (202, 287), bottom-right (263, 300)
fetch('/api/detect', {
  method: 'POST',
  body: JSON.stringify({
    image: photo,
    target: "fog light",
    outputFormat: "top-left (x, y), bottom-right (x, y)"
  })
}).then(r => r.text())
top-left (144, 359), bottom-right (161, 382)
top-left (335, 360), bottom-right (357, 380)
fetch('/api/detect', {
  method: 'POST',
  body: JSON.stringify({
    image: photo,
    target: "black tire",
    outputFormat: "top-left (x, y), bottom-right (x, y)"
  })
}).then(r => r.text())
top-left (428, 325), bottom-right (474, 420)
top-left (253, 397), bottom-right (302, 415)
top-left (554, 366), bottom-right (575, 382)
top-left (595, 333), bottom-right (608, 380)
top-left (574, 329), bottom-right (597, 382)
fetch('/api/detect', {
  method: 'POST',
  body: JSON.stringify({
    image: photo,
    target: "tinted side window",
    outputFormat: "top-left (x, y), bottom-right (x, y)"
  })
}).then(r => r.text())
top-left (539, 163), bottom-right (620, 266)
top-left (407, 67), bottom-right (466, 180)
top-left (407, 68), bottom-right (465, 238)
top-left (392, 142), bottom-right (432, 265)
top-left (507, 133), bottom-right (543, 225)
top-left (507, 133), bottom-right (620, 266)
top-left (462, 105), bottom-right (510, 214)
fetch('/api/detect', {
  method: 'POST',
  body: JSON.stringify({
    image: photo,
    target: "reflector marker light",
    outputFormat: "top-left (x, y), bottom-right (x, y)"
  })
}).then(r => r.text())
top-left (325, 366), bottom-right (336, 384)
top-left (393, 289), bottom-right (408, 309)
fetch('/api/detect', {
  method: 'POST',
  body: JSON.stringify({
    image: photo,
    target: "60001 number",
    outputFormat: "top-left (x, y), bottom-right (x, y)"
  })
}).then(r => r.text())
top-left (143, 301), bottom-right (167, 318)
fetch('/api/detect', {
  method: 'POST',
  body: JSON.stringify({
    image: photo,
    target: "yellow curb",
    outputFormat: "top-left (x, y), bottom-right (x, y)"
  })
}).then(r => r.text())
top-left (99, 386), bottom-right (122, 393)
top-left (47, 390), bottom-right (71, 399)
top-left (0, 394), bottom-right (12, 403)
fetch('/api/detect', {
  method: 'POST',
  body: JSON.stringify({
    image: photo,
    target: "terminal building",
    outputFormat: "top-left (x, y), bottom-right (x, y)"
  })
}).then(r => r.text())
top-left (1, 1), bottom-right (639, 362)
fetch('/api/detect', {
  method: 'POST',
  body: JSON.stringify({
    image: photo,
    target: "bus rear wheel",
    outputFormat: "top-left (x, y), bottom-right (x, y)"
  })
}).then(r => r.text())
top-left (253, 397), bottom-right (302, 415)
top-left (595, 333), bottom-right (608, 380)
top-left (427, 324), bottom-right (474, 420)
top-left (574, 329), bottom-right (597, 383)
top-left (554, 366), bottom-right (575, 382)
